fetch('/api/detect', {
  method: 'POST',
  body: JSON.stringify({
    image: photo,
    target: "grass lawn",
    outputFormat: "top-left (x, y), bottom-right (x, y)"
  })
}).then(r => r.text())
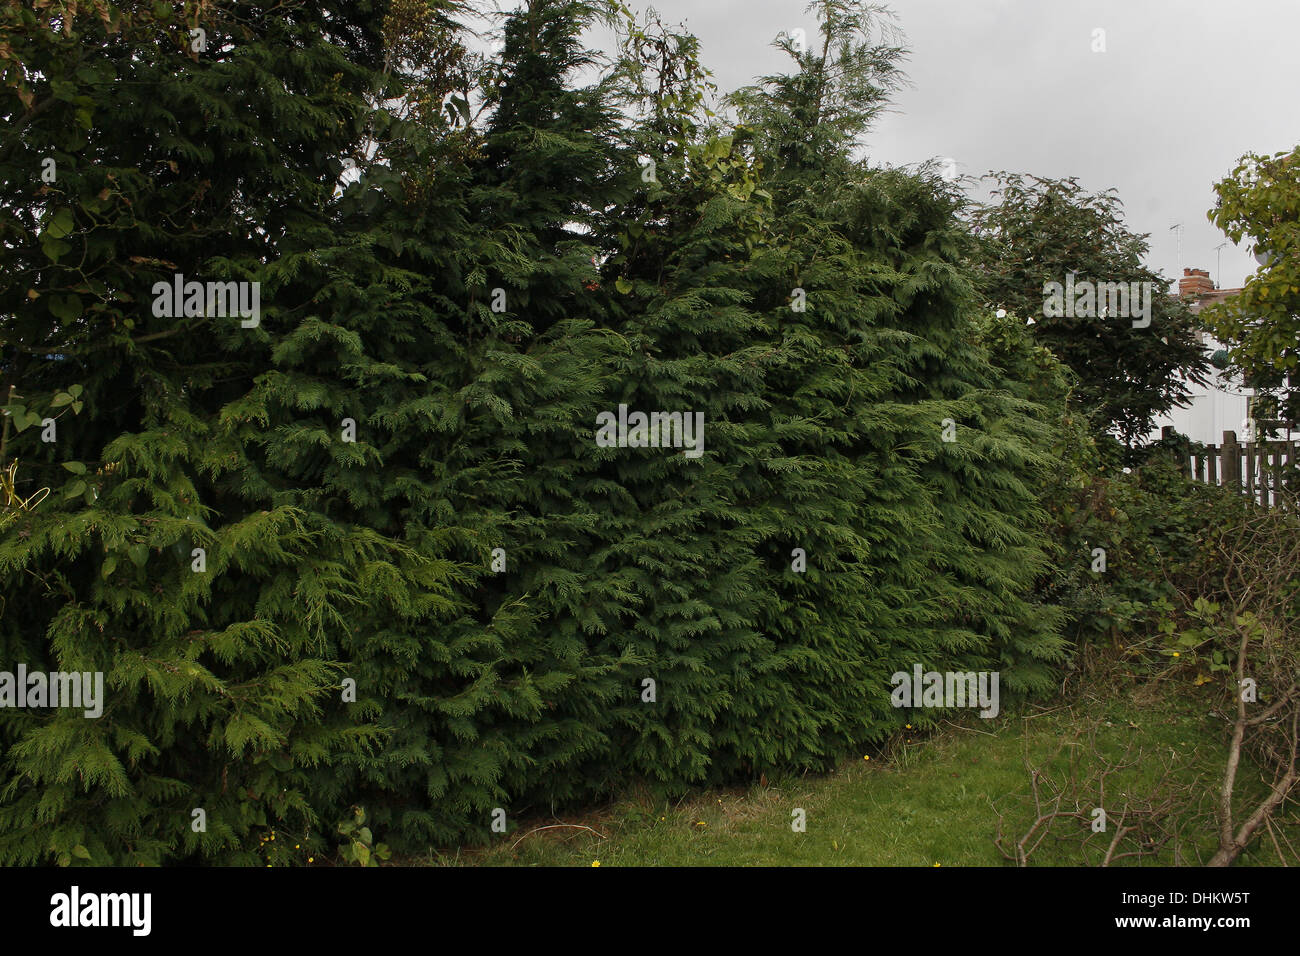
top-left (418, 679), bottom-right (1289, 867)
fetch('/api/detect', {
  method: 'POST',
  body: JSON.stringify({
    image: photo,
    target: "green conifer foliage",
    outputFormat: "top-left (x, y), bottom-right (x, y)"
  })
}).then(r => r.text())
top-left (0, 0), bottom-right (1071, 861)
top-left (723, 0), bottom-right (1067, 746)
top-left (262, 0), bottom-right (642, 846)
top-left (0, 0), bottom-right (405, 865)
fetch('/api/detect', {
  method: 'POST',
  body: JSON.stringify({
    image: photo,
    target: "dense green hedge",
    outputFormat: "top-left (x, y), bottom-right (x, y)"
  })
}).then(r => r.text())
top-left (1, 0), bottom-right (1067, 864)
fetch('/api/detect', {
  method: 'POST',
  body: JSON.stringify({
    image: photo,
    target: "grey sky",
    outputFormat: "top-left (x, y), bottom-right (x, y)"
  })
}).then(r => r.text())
top-left (572, 0), bottom-right (1299, 291)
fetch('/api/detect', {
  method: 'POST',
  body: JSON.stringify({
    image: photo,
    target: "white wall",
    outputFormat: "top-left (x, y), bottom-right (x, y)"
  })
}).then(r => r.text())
top-left (1146, 332), bottom-right (1251, 446)
top-left (1151, 377), bottom-right (1250, 446)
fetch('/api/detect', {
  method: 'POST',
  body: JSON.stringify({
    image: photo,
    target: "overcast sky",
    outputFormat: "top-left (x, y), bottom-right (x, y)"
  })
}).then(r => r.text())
top-left (561, 0), bottom-right (1298, 292)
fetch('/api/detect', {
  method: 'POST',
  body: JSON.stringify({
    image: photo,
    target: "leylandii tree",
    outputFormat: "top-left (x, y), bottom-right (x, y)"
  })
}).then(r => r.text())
top-left (729, 0), bottom-right (1067, 734)
top-left (0, 0), bottom-right (428, 865)
top-left (574, 0), bottom-right (1068, 786)
top-left (299, 0), bottom-right (646, 844)
top-left (589, 10), bottom-right (795, 785)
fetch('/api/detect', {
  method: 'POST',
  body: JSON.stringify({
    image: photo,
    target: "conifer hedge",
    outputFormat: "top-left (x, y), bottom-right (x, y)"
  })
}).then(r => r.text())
top-left (1, 0), bottom-right (1065, 863)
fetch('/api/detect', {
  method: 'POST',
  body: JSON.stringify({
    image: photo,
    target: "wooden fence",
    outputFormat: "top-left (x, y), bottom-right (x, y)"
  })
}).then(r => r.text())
top-left (1170, 428), bottom-right (1297, 510)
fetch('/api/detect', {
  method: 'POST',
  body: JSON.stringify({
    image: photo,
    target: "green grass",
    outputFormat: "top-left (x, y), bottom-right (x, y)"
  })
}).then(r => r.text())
top-left (416, 679), bottom-right (1292, 867)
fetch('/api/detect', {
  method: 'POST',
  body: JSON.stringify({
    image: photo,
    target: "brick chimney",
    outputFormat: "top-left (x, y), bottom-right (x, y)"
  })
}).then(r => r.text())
top-left (1179, 267), bottom-right (1214, 298)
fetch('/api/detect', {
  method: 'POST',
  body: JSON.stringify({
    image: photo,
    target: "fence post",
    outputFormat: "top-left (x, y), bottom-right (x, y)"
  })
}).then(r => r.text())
top-left (1161, 425), bottom-right (1186, 475)
top-left (1261, 442), bottom-right (1274, 510)
top-left (1246, 440), bottom-right (1257, 501)
top-left (1221, 431), bottom-right (1240, 490)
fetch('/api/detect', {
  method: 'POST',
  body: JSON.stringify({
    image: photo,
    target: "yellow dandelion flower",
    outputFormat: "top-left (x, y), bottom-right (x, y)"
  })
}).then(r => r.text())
top-left (308, 857), bottom-right (314, 863)
top-left (591, 861), bottom-right (600, 867)
top-left (1172, 652), bottom-right (1180, 657)
top-left (863, 755), bottom-right (870, 761)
